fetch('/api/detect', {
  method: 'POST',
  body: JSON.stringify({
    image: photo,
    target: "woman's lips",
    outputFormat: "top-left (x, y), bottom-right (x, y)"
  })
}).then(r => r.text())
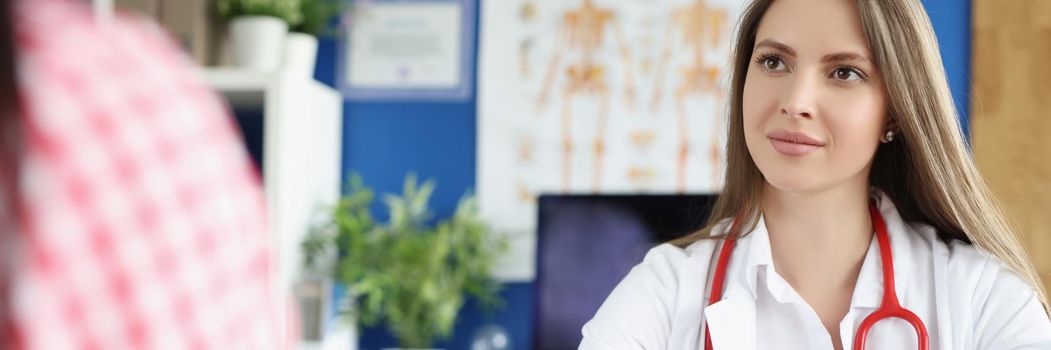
top-left (766, 129), bottom-right (825, 157)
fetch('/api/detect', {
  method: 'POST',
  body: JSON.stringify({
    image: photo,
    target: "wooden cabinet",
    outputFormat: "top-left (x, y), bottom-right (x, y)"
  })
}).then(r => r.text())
top-left (971, 0), bottom-right (1051, 294)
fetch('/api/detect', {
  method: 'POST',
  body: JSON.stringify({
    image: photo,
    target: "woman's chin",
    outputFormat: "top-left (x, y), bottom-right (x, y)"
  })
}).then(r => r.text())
top-left (762, 174), bottom-right (828, 194)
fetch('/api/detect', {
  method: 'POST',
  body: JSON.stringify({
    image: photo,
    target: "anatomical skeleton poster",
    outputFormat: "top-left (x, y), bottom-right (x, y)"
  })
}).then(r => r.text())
top-left (478, 0), bottom-right (745, 277)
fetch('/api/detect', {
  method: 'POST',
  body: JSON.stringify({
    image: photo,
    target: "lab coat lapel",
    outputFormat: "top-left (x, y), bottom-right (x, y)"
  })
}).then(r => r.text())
top-left (703, 297), bottom-right (756, 350)
top-left (702, 231), bottom-right (758, 350)
top-left (701, 191), bottom-right (917, 350)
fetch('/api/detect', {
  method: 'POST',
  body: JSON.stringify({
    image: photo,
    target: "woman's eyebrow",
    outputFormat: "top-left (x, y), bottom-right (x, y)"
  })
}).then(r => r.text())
top-left (755, 39), bottom-right (796, 56)
top-left (821, 52), bottom-right (871, 64)
top-left (754, 39), bottom-right (872, 63)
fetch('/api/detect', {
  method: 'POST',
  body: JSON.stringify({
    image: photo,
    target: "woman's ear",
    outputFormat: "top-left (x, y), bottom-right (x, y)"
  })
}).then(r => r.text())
top-left (884, 116), bottom-right (900, 134)
top-left (879, 116), bottom-right (902, 144)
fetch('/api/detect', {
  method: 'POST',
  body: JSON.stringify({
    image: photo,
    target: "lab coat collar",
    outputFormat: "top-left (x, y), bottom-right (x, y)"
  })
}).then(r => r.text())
top-left (702, 189), bottom-right (915, 349)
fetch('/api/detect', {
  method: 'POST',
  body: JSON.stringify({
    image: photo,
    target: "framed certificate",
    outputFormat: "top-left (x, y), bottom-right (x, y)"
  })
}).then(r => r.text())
top-left (338, 0), bottom-right (475, 100)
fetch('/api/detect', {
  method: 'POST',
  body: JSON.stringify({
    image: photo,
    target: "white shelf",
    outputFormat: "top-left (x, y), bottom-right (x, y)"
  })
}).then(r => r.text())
top-left (204, 67), bottom-right (274, 90)
top-left (203, 68), bottom-right (275, 109)
top-left (204, 67), bottom-right (339, 110)
top-left (205, 67), bottom-right (345, 348)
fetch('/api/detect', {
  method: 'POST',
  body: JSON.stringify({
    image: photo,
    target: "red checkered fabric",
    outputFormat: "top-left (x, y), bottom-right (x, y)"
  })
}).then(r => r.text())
top-left (7, 0), bottom-right (285, 348)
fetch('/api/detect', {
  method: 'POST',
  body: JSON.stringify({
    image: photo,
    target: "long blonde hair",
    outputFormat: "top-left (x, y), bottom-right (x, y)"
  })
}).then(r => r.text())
top-left (670, 0), bottom-right (1050, 315)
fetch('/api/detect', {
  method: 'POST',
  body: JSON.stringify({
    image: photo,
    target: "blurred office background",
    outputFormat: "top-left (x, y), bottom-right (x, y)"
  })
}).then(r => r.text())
top-left (95, 0), bottom-right (1051, 348)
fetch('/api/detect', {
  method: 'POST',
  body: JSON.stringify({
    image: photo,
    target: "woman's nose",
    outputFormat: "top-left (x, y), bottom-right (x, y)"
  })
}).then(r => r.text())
top-left (779, 74), bottom-right (819, 119)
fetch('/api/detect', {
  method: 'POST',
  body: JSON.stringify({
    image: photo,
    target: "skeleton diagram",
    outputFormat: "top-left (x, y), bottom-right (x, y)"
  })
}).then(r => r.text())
top-left (650, 0), bottom-right (729, 192)
top-left (536, 0), bottom-right (636, 193)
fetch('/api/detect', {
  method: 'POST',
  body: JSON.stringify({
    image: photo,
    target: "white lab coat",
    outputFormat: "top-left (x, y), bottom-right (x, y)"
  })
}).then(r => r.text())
top-left (580, 192), bottom-right (1051, 349)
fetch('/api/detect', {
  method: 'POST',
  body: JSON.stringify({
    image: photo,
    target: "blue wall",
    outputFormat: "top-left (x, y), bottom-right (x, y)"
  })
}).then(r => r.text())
top-left (315, 1), bottom-right (537, 348)
top-left (313, 1), bottom-right (971, 348)
top-left (924, 0), bottom-right (973, 138)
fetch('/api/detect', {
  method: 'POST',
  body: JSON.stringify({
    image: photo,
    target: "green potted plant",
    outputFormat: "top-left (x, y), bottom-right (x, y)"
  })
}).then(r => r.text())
top-left (303, 174), bottom-right (508, 348)
top-left (285, 0), bottom-right (345, 78)
top-left (216, 0), bottom-right (304, 71)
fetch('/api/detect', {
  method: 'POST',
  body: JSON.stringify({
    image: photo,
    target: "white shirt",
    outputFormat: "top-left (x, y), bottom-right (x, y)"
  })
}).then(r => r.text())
top-left (580, 192), bottom-right (1051, 349)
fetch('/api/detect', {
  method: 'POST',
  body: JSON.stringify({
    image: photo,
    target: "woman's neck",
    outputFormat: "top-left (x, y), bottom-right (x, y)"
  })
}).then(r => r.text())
top-left (760, 181), bottom-right (873, 294)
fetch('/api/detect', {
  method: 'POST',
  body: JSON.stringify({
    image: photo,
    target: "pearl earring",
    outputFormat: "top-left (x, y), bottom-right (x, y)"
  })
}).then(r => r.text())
top-left (881, 130), bottom-right (896, 143)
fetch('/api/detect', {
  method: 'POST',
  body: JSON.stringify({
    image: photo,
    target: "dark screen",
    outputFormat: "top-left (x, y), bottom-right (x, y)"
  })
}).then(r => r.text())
top-left (533, 194), bottom-right (717, 349)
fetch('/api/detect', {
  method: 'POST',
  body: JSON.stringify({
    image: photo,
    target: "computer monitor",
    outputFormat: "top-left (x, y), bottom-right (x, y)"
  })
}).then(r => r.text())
top-left (532, 194), bottom-right (717, 349)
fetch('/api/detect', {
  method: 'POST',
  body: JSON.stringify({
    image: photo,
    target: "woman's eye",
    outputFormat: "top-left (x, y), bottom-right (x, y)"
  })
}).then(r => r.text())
top-left (756, 55), bottom-right (786, 72)
top-left (832, 67), bottom-right (864, 82)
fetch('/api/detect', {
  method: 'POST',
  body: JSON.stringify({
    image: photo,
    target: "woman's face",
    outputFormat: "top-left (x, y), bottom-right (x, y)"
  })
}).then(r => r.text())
top-left (743, 0), bottom-right (890, 194)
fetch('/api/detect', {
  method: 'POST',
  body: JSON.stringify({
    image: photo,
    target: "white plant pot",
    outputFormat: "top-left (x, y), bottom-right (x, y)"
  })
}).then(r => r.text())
top-left (230, 16), bottom-right (289, 72)
top-left (285, 33), bottom-right (319, 79)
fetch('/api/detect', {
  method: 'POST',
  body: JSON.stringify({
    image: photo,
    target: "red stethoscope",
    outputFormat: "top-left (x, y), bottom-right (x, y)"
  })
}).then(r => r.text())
top-left (703, 202), bottom-right (929, 350)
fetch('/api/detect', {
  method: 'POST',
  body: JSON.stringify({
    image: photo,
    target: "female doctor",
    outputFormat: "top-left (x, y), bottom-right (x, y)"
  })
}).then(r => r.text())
top-left (580, 0), bottom-right (1051, 349)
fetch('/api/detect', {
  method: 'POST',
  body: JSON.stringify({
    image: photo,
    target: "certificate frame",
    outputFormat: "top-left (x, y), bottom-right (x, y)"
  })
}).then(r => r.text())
top-left (337, 0), bottom-right (475, 101)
